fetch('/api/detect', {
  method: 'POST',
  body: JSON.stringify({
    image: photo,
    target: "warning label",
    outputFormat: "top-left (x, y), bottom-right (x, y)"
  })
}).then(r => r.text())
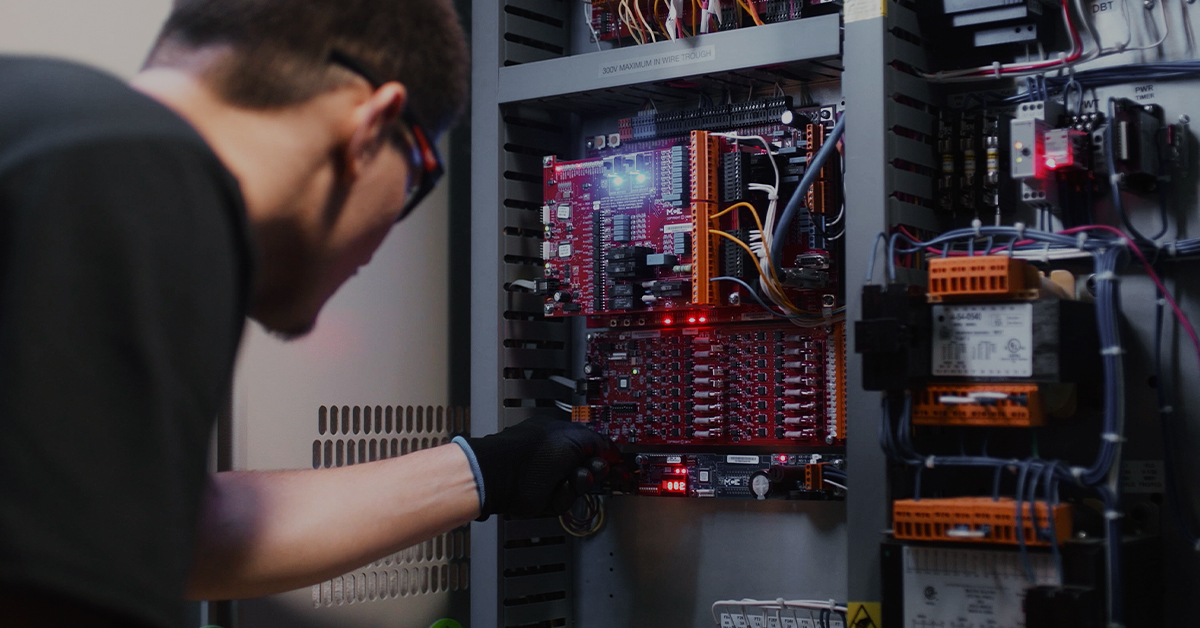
top-left (931, 303), bottom-right (1034, 377)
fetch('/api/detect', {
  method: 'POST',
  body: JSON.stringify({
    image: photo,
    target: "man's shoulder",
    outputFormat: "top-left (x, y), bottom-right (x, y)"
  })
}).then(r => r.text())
top-left (0, 56), bottom-right (211, 168)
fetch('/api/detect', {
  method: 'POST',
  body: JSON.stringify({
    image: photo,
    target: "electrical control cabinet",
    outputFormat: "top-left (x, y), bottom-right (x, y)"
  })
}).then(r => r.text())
top-left (470, 1), bottom-right (1200, 627)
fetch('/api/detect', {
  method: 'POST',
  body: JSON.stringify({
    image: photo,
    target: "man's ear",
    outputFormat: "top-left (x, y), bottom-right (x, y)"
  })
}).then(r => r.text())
top-left (343, 82), bottom-right (407, 183)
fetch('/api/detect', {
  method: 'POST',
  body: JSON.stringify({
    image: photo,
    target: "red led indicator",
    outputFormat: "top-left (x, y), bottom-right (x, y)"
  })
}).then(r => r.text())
top-left (776, 454), bottom-right (789, 464)
top-left (663, 317), bottom-right (673, 325)
top-left (688, 317), bottom-right (697, 324)
top-left (661, 479), bottom-right (687, 493)
top-left (672, 467), bottom-right (687, 475)
top-left (698, 316), bottom-right (708, 323)
top-left (1044, 157), bottom-right (1058, 170)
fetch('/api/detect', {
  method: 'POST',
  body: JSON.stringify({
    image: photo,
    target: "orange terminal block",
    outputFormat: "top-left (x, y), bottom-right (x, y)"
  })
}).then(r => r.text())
top-left (914, 384), bottom-right (1046, 427)
top-left (571, 406), bottom-right (594, 423)
top-left (926, 256), bottom-right (1041, 302)
top-left (690, 130), bottom-right (720, 307)
top-left (893, 497), bottom-right (1072, 547)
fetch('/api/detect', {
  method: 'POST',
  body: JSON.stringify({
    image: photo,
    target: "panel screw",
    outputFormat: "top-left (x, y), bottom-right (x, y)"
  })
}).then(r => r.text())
top-left (1144, 0), bottom-right (1155, 7)
top-left (728, 293), bottom-right (741, 305)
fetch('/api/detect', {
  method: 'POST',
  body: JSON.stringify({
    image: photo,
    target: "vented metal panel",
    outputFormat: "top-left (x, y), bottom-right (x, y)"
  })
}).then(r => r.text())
top-left (238, 405), bottom-right (470, 627)
top-left (502, 0), bottom-right (569, 66)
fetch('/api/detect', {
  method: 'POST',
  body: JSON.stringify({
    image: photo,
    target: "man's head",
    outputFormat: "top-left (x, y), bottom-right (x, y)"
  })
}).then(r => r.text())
top-left (142, 0), bottom-right (468, 338)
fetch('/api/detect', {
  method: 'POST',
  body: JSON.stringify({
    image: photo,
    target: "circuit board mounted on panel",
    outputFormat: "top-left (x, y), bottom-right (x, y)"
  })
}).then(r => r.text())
top-left (578, 321), bottom-right (846, 448)
top-left (540, 100), bottom-right (842, 324)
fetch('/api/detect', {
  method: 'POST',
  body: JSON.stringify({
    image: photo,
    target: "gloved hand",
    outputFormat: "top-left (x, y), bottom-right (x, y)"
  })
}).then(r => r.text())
top-left (453, 417), bottom-right (617, 519)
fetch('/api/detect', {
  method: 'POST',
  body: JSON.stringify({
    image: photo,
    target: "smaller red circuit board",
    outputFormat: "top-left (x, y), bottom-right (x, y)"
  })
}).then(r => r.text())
top-left (582, 321), bottom-right (844, 448)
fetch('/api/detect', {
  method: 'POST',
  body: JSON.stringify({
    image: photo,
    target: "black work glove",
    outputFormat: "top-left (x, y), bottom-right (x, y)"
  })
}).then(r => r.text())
top-left (454, 417), bottom-right (617, 519)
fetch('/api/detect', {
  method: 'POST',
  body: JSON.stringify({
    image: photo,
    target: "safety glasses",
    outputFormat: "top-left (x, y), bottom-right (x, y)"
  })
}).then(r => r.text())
top-left (328, 49), bottom-right (445, 223)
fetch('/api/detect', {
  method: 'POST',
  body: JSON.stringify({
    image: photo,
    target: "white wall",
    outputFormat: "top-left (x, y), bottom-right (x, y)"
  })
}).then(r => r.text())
top-left (0, 0), bottom-right (171, 77)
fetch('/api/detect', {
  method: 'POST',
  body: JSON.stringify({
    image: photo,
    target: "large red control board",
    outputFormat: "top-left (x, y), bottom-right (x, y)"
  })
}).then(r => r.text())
top-left (578, 321), bottom-right (846, 448)
top-left (542, 128), bottom-right (832, 322)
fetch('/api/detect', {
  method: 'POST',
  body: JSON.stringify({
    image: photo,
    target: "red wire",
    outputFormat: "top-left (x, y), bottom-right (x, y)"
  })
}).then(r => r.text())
top-left (961, 0), bottom-right (1083, 77)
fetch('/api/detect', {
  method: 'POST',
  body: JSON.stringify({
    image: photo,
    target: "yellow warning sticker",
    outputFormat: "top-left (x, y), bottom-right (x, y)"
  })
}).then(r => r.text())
top-left (844, 0), bottom-right (887, 22)
top-left (847, 601), bottom-right (882, 628)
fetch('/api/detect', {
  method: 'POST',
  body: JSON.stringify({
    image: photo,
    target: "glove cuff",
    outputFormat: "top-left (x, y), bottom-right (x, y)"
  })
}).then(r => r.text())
top-left (452, 436), bottom-right (487, 518)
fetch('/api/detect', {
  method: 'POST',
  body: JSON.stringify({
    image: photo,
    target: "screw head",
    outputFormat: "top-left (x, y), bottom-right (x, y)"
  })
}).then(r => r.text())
top-left (728, 293), bottom-right (741, 305)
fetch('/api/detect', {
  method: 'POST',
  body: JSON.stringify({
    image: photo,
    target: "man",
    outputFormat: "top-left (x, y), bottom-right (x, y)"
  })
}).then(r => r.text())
top-left (0, 1), bottom-right (612, 626)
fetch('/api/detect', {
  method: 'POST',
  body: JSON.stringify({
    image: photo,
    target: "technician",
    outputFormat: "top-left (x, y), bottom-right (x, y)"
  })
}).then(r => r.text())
top-left (0, 1), bottom-right (611, 626)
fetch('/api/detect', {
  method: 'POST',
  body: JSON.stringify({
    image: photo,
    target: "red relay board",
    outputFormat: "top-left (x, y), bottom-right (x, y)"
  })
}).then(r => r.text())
top-left (580, 321), bottom-right (846, 448)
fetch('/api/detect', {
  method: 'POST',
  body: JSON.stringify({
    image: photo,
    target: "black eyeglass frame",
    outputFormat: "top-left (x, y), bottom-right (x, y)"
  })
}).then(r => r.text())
top-left (328, 49), bottom-right (445, 223)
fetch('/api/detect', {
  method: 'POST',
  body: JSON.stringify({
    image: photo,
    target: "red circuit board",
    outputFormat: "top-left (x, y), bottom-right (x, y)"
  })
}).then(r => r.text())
top-left (587, 0), bottom-right (824, 42)
top-left (542, 128), bottom-right (832, 321)
top-left (580, 321), bottom-right (846, 448)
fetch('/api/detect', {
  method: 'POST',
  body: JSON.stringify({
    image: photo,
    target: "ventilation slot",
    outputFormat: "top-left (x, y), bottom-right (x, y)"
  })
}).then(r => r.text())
top-left (309, 405), bottom-right (469, 606)
top-left (501, 0), bottom-right (568, 66)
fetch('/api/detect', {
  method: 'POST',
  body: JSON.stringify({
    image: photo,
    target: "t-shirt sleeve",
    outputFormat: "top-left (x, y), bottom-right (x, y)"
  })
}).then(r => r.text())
top-left (0, 136), bottom-right (249, 628)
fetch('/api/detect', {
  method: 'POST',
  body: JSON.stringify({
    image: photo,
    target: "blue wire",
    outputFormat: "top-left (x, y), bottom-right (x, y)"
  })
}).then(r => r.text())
top-left (772, 115), bottom-right (846, 271)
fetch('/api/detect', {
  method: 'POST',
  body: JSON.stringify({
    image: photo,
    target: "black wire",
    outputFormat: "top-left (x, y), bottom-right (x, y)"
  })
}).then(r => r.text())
top-left (1153, 272), bottom-right (1200, 547)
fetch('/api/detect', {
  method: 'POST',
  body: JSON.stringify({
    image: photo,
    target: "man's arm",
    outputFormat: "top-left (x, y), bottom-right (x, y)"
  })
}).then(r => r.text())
top-left (186, 443), bottom-right (479, 600)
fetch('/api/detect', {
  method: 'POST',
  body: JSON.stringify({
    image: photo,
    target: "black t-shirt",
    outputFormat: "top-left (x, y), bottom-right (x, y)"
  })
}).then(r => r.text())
top-left (0, 56), bottom-right (254, 627)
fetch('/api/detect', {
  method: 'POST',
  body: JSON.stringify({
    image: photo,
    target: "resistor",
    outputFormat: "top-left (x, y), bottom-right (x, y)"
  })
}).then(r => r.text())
top-left (693, 377), bottom-right (721, 387)
top-left (783, 430), bottom-right (816, 439)
top-left (782, 376), bottom-right (819, 386)
top-left (692, 416), bottom-right (722, 426)
top-left (694, 428), bottom-right (722, 438)
top-left (693, 347), bottom-right (723, 357)
top-left (693, 365), bottom-right (724, 376)
top-left (693, 403), bottom-right (723, 413)
top-left (672, 264), bottom-right (693, 273)
top-left (783, 416), bottom-right (817, 426)
top-left (693, 390), bottom-right (722, 400)
top-left (641, 295), bottom-right (658, 305)
top-left (781, 348), bottom-right (809, 356)
top-left (692, 336), bottom-right (713, 344)
top-left (782, 361), bottom-right (818, 370)
top-left (783, 402), bottom-right (818, 413)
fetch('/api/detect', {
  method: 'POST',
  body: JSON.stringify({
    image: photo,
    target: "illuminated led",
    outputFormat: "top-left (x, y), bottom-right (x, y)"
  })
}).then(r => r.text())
top-left (1014, 142), bottom-right (1024, 150)
top-left (1015, 157), bottom-right (1023, 164)
top-left (613, 175), bottom-right (625, 186)
top-left (1045, 158), bottom-right (1058, 170)
top-left (636, 173), bottom-right (647, 184)
top-left (663, 317), bottom-right (673, 325)
top-left (776, 454), bottom-right (788, 464)
top-left (688, 317), bottom-right (697, 324)
top-left (632, 368), bottom-right (640, 375)
top-left (698, 316), bottom-right (708, 324)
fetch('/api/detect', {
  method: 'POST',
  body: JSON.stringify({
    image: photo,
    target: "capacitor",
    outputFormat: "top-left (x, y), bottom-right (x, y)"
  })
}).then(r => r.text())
top-left (641, 295), bottom-right (658, 304)
top-left (583, 362), bottom-right (601, 376)
top-left (552, 290), bottom-right (572, 303)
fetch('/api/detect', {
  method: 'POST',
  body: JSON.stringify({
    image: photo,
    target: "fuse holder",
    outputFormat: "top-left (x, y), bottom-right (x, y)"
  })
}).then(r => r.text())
top-left (927, 256), bottom-right (1040, 302)
top-left (914, 384), bottom-right (1045, 427)
top-left (893, 497), bottom-right (1072, 547)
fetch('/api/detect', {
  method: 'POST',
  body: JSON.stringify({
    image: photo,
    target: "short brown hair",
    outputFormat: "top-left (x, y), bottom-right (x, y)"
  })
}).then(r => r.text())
top-left (148, 0), bottom-right (469, 137)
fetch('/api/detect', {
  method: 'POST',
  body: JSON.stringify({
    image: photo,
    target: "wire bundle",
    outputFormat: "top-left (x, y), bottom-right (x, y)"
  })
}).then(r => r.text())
top-left (710, 599), bottom-right (847, 628)
top-left (559, 494), bottom-right (605, 537)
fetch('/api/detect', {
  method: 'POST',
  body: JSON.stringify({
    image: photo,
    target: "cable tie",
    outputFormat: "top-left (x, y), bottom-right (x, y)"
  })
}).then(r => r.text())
top-left (1041, 242), bottom-right (1052, 264)
top-left (1094, 271), bottom-right (1118, 282)
top-left (1070, 466), bottom-right (1086, 480)
top-left (1014, 222), bottom-right (1026, 240)
top-left (1110, 173), bottom-right (1123, 186)
top-left (1100, 346), bottom-right (1125, 356)
top-left (971, 218), bottom-right (983, 239)
top-left (1104, 510), bottom-right (1123, 521)
top-left (1076, 233), bottom-right (1088, 250)
top-left (1167, 242), bottom-right (1178, 257)
top-left (1160, 405), bottom-right (1174, 415)
top-left (925, 456), bottom-right (936, 469)
top-left (1101, 432), bottom-right (1126, 443)
top-left (991, 62), bottom-right (1001, 78)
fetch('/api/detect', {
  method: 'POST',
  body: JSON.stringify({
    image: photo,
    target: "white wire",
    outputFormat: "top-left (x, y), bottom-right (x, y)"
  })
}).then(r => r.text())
top-left (824, 479), bottom-right (848, 491)
top-left (581, 0), bottom-right (604, 52)
top-left (711, 599), bottom-right (849, 625)
top-left (1120, 0), bottom-right (1169, 52)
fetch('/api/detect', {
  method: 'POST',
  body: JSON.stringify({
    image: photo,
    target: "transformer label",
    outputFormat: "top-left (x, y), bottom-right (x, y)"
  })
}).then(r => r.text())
top-left (931, 303), bottom-right (1033, 377)
top-left (902, 545), bottom-right (1059, 628)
